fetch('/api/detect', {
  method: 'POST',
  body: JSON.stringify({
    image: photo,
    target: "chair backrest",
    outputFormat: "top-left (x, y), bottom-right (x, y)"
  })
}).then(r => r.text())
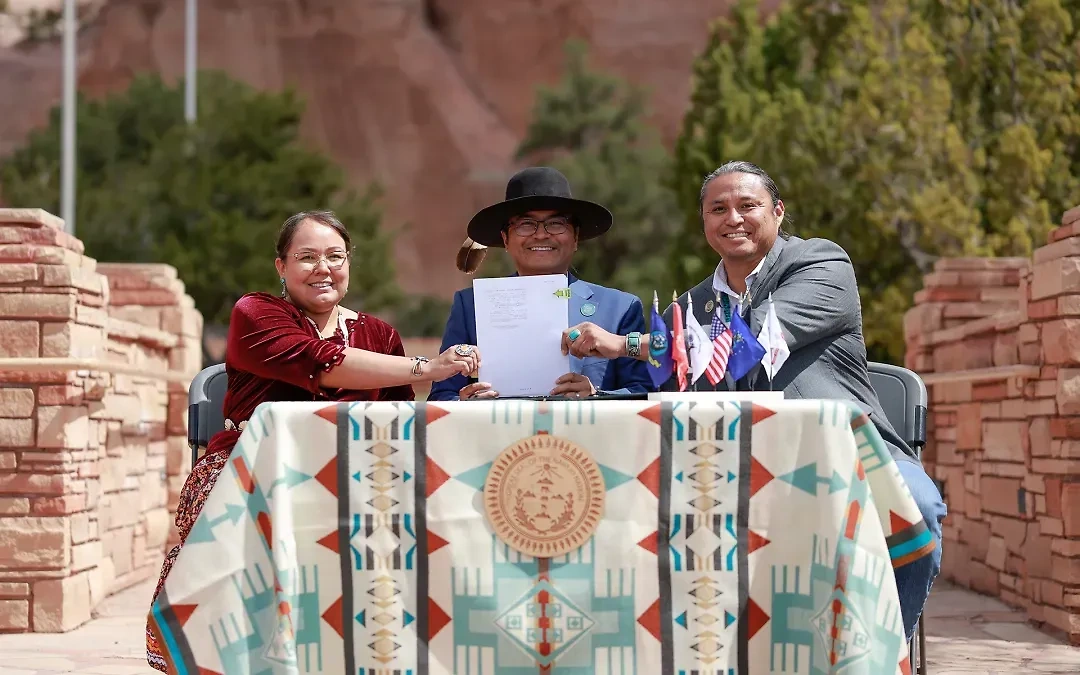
top-left (867, 361), bottom-right (927, 455)
top-left (188, 363), bottom-right (228, 467)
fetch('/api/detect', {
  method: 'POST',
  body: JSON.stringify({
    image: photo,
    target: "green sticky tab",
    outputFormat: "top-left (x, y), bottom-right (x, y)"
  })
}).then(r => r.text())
top-left (553, 288), bottom-right (571, 299)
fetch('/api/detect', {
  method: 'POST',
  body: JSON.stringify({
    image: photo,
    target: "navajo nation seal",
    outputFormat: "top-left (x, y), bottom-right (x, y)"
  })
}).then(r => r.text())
top-left (484, 434), bottom-right (605, 558)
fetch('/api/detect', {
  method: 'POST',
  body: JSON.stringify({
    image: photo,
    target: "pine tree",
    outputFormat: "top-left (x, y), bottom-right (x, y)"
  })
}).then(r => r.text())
top-left (0, 71), bottom-right (400, 324)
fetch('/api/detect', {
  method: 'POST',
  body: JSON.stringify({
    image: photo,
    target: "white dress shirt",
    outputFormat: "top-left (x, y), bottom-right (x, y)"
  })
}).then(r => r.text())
top-left (711, 256), bottom-right (766, 317)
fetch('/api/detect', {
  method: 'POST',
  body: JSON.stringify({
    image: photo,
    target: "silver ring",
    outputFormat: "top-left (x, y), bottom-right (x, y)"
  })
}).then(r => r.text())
top-left (455, 345), bottom-right (473, 357)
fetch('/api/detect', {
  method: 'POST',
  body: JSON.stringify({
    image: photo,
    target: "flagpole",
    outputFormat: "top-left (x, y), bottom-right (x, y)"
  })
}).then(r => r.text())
top-left (60, 0), bottom-right (76, 235)
top-left (185, 0), bottom-right (197, 123)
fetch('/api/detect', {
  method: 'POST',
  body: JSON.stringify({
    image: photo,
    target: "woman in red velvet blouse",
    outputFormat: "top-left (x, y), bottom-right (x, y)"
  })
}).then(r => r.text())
top-left (146, 210), bottom-right (480, 672)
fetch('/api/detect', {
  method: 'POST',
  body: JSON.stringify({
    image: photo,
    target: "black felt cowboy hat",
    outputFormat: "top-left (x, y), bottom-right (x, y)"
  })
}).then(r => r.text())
top-left (465, 167), bottom-right (613, 248)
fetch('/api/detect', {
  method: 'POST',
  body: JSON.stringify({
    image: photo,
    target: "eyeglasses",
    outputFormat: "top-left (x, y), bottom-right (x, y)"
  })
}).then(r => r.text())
top-left (292, 251), bottom-right (349, 270)
top-left (507, 216), bottom-right (572, 237)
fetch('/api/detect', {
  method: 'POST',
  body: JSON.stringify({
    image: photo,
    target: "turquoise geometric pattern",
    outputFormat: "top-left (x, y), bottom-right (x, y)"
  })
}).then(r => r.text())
top-left (494, 579), bottom-right (596, 666)
top-left (777, 462), bottom-right (848, 495)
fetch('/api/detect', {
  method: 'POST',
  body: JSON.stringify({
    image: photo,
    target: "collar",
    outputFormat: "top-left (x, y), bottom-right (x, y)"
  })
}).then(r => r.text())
top-left (712, 255), bottom-right (767, 305)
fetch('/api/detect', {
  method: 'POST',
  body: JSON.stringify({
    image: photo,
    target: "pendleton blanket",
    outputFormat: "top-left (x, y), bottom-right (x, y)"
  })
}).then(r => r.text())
top-left (150, 399), bottom-right (932, 675)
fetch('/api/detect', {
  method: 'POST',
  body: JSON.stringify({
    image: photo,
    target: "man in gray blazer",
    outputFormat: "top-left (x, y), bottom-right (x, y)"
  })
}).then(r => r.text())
top-left (561, 160), bottom-right (946, 642)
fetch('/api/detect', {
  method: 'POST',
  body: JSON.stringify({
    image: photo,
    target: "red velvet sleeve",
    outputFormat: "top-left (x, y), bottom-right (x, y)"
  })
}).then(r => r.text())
top-left (226, 294), bottom-right (346, 394)
top-left (378, 327), bottom-right (416, 402)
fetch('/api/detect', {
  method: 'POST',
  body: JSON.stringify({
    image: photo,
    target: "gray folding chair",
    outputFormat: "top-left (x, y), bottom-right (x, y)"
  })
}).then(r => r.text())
top-left (187, 363), bottom-right (228, 468)
top-left (867, 361), bottom-right (930, 675)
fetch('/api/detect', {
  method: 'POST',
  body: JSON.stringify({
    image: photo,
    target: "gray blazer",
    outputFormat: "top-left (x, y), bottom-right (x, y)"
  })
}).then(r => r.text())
top-left (662, 235), bottom-right (918, 465)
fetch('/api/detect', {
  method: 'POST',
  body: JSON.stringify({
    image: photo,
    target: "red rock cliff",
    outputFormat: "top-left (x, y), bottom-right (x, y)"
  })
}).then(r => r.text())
top-left (0, 0), bottom-right (763, 297)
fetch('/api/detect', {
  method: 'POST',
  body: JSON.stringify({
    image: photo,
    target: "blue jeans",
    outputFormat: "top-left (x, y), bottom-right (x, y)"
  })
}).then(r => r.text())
top-left (893, 460), bottom-right (947, 642)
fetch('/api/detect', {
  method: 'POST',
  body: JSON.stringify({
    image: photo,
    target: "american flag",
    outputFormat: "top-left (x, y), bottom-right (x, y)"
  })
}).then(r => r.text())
top-left (705, 309), bottom-right (733, 385)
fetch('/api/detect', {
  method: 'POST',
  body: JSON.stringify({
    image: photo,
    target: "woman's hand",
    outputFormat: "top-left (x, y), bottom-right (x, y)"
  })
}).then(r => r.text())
top-left (428, 344), bottom-right (481, 381)
top-left (550, 372), bottom-right (596, 398)
top-left (460, 381), bottom-right (499, 399)
top-left (561, 322), bottom-right (625, 359)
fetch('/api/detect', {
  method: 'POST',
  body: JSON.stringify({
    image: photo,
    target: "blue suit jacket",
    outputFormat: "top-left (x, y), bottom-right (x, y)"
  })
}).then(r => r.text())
top-left (428, 275), bottom-right (652, 400)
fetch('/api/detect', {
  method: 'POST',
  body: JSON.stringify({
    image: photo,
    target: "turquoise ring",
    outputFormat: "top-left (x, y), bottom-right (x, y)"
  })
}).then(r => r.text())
top-left (568, 328), bottom-right (582, 341)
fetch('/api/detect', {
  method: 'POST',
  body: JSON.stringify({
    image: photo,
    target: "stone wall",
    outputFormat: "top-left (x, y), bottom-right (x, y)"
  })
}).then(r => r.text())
top-left (0, 209), bottom-right (202, 632)
top-left (905, 207), bottom-right (1080, 644)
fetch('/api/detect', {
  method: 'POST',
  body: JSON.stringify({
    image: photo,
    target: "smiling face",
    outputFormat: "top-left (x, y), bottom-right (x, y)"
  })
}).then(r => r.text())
top-left (701, 172), bottom-right (784, 266)
top-left (500, 209), bottom-right (579, 276)
top-left (274, 218), bottom-right (350, 316)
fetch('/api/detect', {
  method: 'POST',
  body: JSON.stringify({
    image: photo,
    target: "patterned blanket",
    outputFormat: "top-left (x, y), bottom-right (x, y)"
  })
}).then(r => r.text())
top-left (149, 398), bottom-right (932, 674)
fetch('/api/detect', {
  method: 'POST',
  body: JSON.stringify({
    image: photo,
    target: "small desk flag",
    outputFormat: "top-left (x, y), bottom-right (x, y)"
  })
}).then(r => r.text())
top-left (647, 291), bottom-right (672, 389)
top-left (757, 293), bottom-right (790, 382)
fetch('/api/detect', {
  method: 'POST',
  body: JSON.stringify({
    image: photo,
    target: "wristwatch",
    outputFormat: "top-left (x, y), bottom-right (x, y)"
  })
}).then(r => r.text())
top-left (625, 332), bottom-right (642, 358)
top-left (411, 356), bottom-right (429, 377)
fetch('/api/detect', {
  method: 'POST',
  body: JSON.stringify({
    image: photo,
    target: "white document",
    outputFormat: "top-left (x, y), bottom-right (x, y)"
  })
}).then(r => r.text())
top-left (473, 274), bottom-right (571, 397)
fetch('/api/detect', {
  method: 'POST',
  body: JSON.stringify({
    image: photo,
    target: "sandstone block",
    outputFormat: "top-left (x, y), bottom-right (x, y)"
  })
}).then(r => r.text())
top-left (986, 535), bottom-right (1007, 571)
top-left (0, 582), bottom-right (28, 599)
top-left (0, 388), bottom-right (34, 418)
top-left (108, 289), bottom-right (180, 306)
top-left (1032, 256), bottom-right (1080, 299)
top-left (1033, 235), bottom-right (1080, 264)
top-left (40, 322), bottom-right (105, 360)
top-left (71, 541), bottom-right (101, 573)
top-left (1033, 458), bottom-right (1080, 473)
top-left (0, 599), bottom-right (29, 630)
top-left (36, 406), bottom-right (90, 449)
top-left (0, 263), bottom-right (38, 284)
top-left (1053, 555), bottom-right (1080, 585)
top-left (1063, 482), bottom-right (1080, 537)
top-left (0, 498), bottom-right (28, 515)
top-left (0, 320), bottom-right (39, 358)
top-left (0, 418), bottom-right (33, 448)
top-left (0, 517), bottom-right (68, 568)
top-left (103, 526), bottom-right (134, 576)
top-left (37, 385), bottom-right (82, 406)
top-left (1029, 417), bottom-right (1051, 459)
top-left (982, 477), bottom-right (1023, 517)
top-left (1025, 398), bottom-right (1057, 417)
top-left (74, 305), bottom-right (107, 328)
top-left (0, 293), bottom-right (75, 320)
top-left (32, 571), bottom-right (90, 632)
top-left (0, 209), bottom-right (65, 230)
top-left (30, 494), bottom-right (86, 516)
top-left (40, 265), bottom-right (102, 294)
top-left (1043, 319), bottom-right (1080, 365)
top-left (983, 420), bottom-right (1025, 462)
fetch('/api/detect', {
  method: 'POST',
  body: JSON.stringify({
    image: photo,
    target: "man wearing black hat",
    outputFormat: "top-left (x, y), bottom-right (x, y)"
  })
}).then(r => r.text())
top-left (427, 167), bottom-right (652, 400)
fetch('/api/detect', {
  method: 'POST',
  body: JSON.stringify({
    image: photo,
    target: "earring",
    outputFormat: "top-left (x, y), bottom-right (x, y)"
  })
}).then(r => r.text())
top-left (280, 277), bottom-right (286, 298)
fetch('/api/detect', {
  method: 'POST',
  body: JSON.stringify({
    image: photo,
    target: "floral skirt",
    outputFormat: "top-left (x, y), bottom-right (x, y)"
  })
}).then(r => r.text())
top-left (146, 451), bottom-right (229, 673)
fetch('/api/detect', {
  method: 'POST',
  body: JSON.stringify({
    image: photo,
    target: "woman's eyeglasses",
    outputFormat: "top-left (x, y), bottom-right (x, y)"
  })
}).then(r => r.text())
top-left (293, 251), bottom-right (349, 270)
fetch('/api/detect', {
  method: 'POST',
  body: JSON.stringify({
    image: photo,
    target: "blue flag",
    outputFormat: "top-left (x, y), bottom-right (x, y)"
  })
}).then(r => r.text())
top-left (647, 291), bottom-right (672, 388)
top-left (727, 310), bottom-right (766, 381)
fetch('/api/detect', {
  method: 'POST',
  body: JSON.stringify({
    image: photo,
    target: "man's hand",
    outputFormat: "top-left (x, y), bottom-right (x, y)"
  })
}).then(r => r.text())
top-left (561, 322), bottom-right (625, 358)
top-left (550, 372), bottom-right (596, 398)
top-left (459, 382), bottom-right (499, 399)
